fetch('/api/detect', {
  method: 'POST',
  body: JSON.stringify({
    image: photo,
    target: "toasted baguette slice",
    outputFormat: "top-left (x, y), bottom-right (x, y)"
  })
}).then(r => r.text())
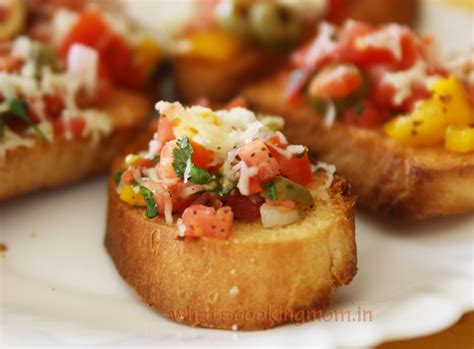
top-left (0, 89), bottom-right (150, 201)
top-left (173, 0), bottom-right (418, 104)
top-left (243, 73), bottom-right (474, 220)
top-left (105, 146), bottom-right (356, 331)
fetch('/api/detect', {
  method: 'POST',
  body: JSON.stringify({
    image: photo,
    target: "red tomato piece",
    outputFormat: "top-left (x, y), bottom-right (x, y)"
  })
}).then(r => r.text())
top-left (158, 141), bottom-right (179, 183)
top-left (237, 140), bottom-right (281, 184)
top-left (142, 179), bottom-right (172, 215)
top-left (225, 194), bottom-right (264, 222)
top-left (44, 94), bottom-right (65, 119)
top-left (157, 117), bottom-right (176, 144)
top-left (53, 118), bottom-right (86, 137)
top-left (59, 9), bottom-right (141, 89)
top-left (226, 96), bottom-right (248, 109)
top-left (0, 54), bottom-right (22, 72)
top-left (308, 64), bottom-right (363, 99)
top-left (182, 205), bottom-right (234, 239)
top-left (120, 170), bottom-right (135, 184)
top-left (267, 145), bottom-right (313, 186)
top-left (190, 141), bottom-right (212, 169)
top-left (343, 100), bottom-right (388, 128)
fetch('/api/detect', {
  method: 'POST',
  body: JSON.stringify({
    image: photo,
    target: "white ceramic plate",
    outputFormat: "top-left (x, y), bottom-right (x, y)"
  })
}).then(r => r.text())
top-left (1, 2), bottom-right (473, 348)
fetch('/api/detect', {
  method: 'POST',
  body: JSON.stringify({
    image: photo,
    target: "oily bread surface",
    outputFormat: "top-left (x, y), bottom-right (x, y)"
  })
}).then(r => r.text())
top-left (243, 73), bottom-right (474, 220)
top-left (0, 89), bottom-right (150, 201)
top-left (105, 139), bottom-right (357, 330)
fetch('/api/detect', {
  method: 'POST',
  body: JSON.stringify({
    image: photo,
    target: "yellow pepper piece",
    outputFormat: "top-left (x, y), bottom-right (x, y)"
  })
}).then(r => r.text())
top-left (120, 185), bottom-right (146, 206)
top-left (431, 76), bottom-right (474, 126)
top-left (385, 100), bottom-right (447, 146)
top-left (445, 126), bottom-right (474, 153)
top-left (135, 36), bottom-right (161, 75)
top-left (175, 30), bottom-right (241, 62)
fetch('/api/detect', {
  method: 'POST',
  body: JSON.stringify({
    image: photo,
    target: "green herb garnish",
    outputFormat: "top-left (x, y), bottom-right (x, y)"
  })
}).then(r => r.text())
top-left (113, 171), bottom-right (123, 186)
top-left (173, 137), bottom-right (214, 185)
top-left (0, 98), bottom-right (48, 141)
top-left (263, 181), bottom-right (278, 201)
top-left (139, 185), bottom-right (158, 218)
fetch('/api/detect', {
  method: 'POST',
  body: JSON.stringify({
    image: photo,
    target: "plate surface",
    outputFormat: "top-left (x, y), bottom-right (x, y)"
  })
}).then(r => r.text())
top-left (1, 2), bottom-right (473, 348)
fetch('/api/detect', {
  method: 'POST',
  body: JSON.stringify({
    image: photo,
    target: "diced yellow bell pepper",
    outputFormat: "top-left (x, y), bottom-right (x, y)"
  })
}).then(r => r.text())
top-left (120, 185), bottom-right (146, 206)
top-left (430, 76), bottom-right (474, 126)
top-left (174, 30), bottom-right (241, 62)
top-left (445, 126), bottom-right (474, 153)
top-left (385, 100), bottom-right (447, 146)
top-left (135, 36), bottom-right (161, 75)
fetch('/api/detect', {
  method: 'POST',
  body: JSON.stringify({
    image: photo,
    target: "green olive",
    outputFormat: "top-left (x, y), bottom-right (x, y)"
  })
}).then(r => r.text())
top-left (249, 2), bottom-right (302, 49)
top-left (30, 43), bottom-right (60, 78)
top-left (0, 0), bottom-right (26, 39)
top-left (215, 0), bottom-right (254, 42)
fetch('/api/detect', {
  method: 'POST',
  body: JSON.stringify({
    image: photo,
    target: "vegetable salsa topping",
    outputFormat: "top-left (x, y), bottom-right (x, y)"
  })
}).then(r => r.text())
top-left (286, 20), bottom-right (474, 153)
top-left (115, 102), bottom-right (330, 240)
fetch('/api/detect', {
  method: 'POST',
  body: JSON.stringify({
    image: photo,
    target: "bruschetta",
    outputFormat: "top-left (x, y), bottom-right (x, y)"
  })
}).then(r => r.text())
top-left (105, 102), bottom-right (356, 330)
top-left (0, 6), bottom-right (161, 200)
top-left (243, 20), bottom-right (474, 220)
top-left (172, 0), bottom-right (418, 103)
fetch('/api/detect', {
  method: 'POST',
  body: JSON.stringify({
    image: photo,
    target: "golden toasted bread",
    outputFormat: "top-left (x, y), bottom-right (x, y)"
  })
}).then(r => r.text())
top-left (105, 136), bottom-right (356, 331)
top-left (243, 73), bottom-right (474, 220)
top-left (0, 89), bottom-right (150, 201)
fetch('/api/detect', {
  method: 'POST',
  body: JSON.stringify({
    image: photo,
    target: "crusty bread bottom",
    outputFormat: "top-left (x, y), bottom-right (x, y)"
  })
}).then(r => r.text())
top-left (0, 89), bottom-right (150, 201)
top-left (243, 73), bottom-right (474, 220)
top-left (105, 150), bottom-right (356, 330)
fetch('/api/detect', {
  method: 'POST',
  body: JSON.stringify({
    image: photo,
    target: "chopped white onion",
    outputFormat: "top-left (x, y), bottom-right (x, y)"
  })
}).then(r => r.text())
top-left (67, 44), bottom-right (98, 98)
top-left (260, 203), bottom-right (300, 228)
top-left (324, 100), bottom-right (336, 128)
top-left (164, 199), bottom-right (173, 225)
top-left (178, 184), bottom-right (204, 198)
top-left (177, 218), bottom-right (186, 237)
top-left (236, 162), bottom-right (258, 196)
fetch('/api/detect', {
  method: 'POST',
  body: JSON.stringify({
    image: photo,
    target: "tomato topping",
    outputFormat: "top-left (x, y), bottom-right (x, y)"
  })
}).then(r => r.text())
top-left (343, 100), bottom-right (388, 128)
top-left (226, 96), bottom-right (248, 109)
top-left (142, 179), bottom-right (172, 215)
top-left (0, 54), bottom-right (22, 72)
top-left (120, 169), bottom-right (135, 184)
top-left (158, 141), bottom-right (179, 183)
top-left (59, 9), bottom-right (144, 89)
top-left (182, 205), bottom-right (233, 239)
top-left (190, 140), bottom-right (212, 169)
top-left (237, 140), bottom-right (281, 184)
top-left (44, 94), bottom-right (65, 119)
top-left (226, 194), bottom-right (264, 222)
top-left (308, 64), bottom-right (363, 99)
top-left (53, 118), bottom-right (86, 138)
top-left (157, 117), bottom-right (176, 144)
top-left (268, 147), bottom-right (313, 186)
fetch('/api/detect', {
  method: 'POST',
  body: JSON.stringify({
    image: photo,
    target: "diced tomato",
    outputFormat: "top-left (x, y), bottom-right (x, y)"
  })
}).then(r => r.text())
top-left (172, 193), bottom-right (200, 214)
top-left (248, 176), bottom-right (263, 195)
top-left (267, 145), bottom-right (313, 186)
top-left (182, 205), bottom-right (234, 239)
top-left (142, 179), bottom-right (172, 215)
top-left (308, 64), bottom-right (363, 99)
top-left (343, 100), bottom-right (388, 128)
top-left (226, 194), bottom-right (264, 222)
top-left (59, 9), bottom-right (143, 89)
top-left (157, 117), bottom-right (176, 144)
top-left (53, 118), bottom-right (86, 137)
top-left (120, 169), bottom-right (135, 184)
top-left (190, 141), bottom-right (212, 169)
top-left (338, 22), bottom-right (421, 69)
top-left (264, 133), bottom-right (288, 148)
top-left (44, 94), bottom-right (65, 119)
top-left (136, 158), bottom-right (155, 169)
top-left (0, 54), bottom-right (22, 72)
top-left (226, 96), bottom-right (248, 109)
top-left (237, 140), bottom-right (281, 185)
top-left (158, 141), bottom-right (179, 183)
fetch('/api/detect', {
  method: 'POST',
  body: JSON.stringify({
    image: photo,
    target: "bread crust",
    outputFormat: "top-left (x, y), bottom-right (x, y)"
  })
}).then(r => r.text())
top-left (243, 73), bottom-right (474, 220)
top-left (173, 0), bottom-right (418, 103)
top-left (105, 140), bottom-right (357, 331)
top-left (0, 89), bottom-right (150, 201)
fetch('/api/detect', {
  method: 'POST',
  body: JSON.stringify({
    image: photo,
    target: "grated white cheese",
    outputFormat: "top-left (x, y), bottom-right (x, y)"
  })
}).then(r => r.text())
top-left (67, 44), bottom-right (99, 98)
top-left (324, 101), bottom-right (336, 128)
top-left (383, 60), bottom-right (433, 106)
top-left (287, 145), bottom-right (306, 156)
top-left (52, 9), bottom-right (79, 45)
top-left (177, 218), bottom-right (186, 237)
top-left (228, 286), bottom-right (239, 297)
top-left (356, 24), bottom-right (404, 61)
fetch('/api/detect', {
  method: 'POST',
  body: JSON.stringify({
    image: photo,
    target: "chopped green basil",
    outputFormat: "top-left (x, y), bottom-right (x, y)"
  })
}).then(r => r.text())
top-left (173, 136), bottom-right (214, 185)
top-left (139, 185), bottom-right (158, 218)
top-left (263, 181), bottom-right (277, 201)
top-left (0, 98), bottom-right (48, 141)
top-left (113, 171), bottom-right (123, 186)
